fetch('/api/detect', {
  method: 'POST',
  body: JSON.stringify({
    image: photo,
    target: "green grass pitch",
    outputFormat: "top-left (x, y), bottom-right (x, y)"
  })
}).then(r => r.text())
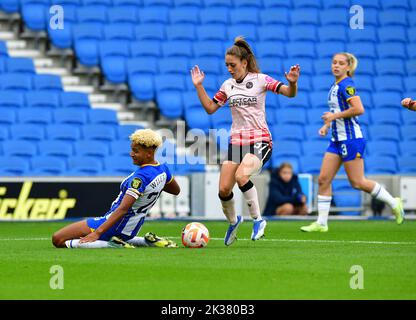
top-left (0, 220), bottom-right (415, 300)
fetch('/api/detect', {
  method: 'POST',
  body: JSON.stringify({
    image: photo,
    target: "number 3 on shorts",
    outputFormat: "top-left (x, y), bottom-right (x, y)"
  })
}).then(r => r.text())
top-left (341, 144), bottom-right (348, 157)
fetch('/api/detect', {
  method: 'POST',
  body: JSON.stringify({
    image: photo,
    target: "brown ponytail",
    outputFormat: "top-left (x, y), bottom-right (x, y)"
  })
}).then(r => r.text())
top-left (226, 36), bottom-right (260, 73)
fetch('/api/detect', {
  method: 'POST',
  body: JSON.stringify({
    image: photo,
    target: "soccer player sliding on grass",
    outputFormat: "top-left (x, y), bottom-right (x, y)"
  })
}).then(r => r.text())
top-left (301, 53), bottom-right (405, 233)
top-left (52, 129), bottom-right (180, 248)
top-left (191, 36), bottom-right (300, 245)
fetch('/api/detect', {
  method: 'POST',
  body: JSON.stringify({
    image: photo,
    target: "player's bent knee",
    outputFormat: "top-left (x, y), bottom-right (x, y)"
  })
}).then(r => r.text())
top-left (318, 175), bottom-right (332, 187)
top-left (218, 187), bottom-right (233, 199)
top-left (52, 233), bottom-right (65, 248)
top-left (349, 179), bottom-right (364, 190)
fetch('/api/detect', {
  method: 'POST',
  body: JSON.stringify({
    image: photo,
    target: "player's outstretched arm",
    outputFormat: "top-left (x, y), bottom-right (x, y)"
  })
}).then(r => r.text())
top-left (402, 97), bottom-right (416, 111)
top-left (279, 64), bottom-right (300, 98)
top-left (163, 178), bottom-right (180, 195)
top-left (80, 195), bottom-right (136, 243)
top-left (191, 65), bottom-right (221, 114)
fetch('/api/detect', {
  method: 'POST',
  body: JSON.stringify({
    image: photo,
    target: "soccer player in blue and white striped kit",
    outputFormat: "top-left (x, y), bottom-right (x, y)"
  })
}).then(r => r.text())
top-left (301, 52), bottom-right (404, 232)
top-left (52, 129), bottom-right (180, 248)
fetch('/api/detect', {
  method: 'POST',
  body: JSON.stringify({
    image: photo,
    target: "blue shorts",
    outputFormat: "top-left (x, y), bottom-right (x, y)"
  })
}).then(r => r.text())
top-left (86, 216), bottom-right (143, 242)
top-left (326, 138), bottom-right (366, 162)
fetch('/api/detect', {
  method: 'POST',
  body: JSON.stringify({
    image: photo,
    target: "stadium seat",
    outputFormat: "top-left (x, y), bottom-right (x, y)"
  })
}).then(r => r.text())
top-left (110, 139), bottom-right (131, 156)
top-left (277, 109), bottom-right (307, 126)
top-left (211, 106), bottom-right (232, 128)
top-left (199, 7), bottom-right (229, 25)
top-left (10, 124), bottom-right (44, 141)
top-left (271, 124), bottom-right (304, 142)
top-left (135, 23), bottom-right (165, 41)
top-left (304, 125), bottom-right (328, 140)
top-left (103, 156), bottom-right (136, 176)
top-left (316, 41), bottom-right (345, 58)
top-left (377, 43), bottom-right (407, 59)
top-left (74, 140), bottom-right (109, 158)
top-left (169, 7), bottom-right (200, 24)
top-left (348, 26), bottom-right (377, 43)
top-left (294, 74), bottom-right (313, 92)
top-left (21, 0), bottom-right (48, 31)
top-left (279, 92), bottom-right (309, 109)
top-left (406, 60), bottom-right (416, 76)
top-left (2, 140), bottom-right (37, 158)
top-left (0, 74), bottom-right (32, 92)
top-left (60, 92), bottom-right (90, 109)
top-left (73, 23), bottom-right (104, 66)
top-left (312, 58), bottom-right (332, 75)
top-left (0, 91), bottom-right (25, 109)
top-left (162, 41), bottom-right (193, 58)
top-left (81, 124), bottom-right (116, 142)
top-left (203, 0), bottom-right (232, 7)
top-left (381, 0), bottom-right (409, 10)
top-left (302, 140), bottom-right (329, 157)
top-left (0, 0), bottom-right (20, 13)
top-left (378, 26), bottom-right (407, 43)
top-left (373, 76), bottom-right (403, 94)
top-left (38, 140), bottom-right (73, 158)
top-left (139, 6), bottom-right (169, 24)
top-left (196, 24), bottom-right (227, 41)
top-left (368, 125), bottom-right (401, 142)
top-left (286, 42), bottom-right (315, 59)
top-left (103, 23), bottom-right (135, 41)
top-left (99, 40), bottom-right (129, 83)
top-left (25, 92), bottom-right (59, 110)
top-left (230, 8), bottom-right (259, 25)
top-left (107, 6), bottom-right (138, 24)
top-left (88, 109), bottom-right (118, 126)
top-left (127, 58), bottom-right (157, 101)
top-left (320, 9), bottom-right (349, 26)
top-left (48, 20), bottom-right (74, 49)
top-left (370, 108), bottom-right (402, 126)
top-left (0, 42), bottom-right (8, 57)
top-left (0, 109), bottom-right (16, 127)
top-left (54, 109), bottom-right (88, 126)
top-left (257, 25), bottom-right (287, 42)
top-left (227, 24), bottom-right (257, 42)
top-left (116, 124), bottom-right (144, 140)
top-left (358, 8), bottom-right (378, 27)
top-left (401, 125), bottom-right (416, 141)
top-left (0, 157), bottom-right (29, 176)
top-left (408, 29), bottom-right (416, 44)
top-left (408, 44), bottom-right (416, 59)
top-left (290, 8), bottom-right (319, 26)
top-left (6, 58), bottom-right (35, 74)
top-left (256, 42), bottom-right (286, 59)
top-left (82, 0), bottom-right (112, 7)
top-left (318, 26), bottom-right (347, 42)
top-left (76, 6), bottom-right (108, 24)
top-left (166, 24), bottom-right (196, 41)
top-left (32, 74), bottom-right (63, 92)
top-left (307, 108), bottom-right (328, 125)
top-left (273, 140), bottom-right (302, 158)
top-left (346, 42), bottom-right (376, 59)
top-left (367, 141), bottom-right (399, 158)
top-left (379, 9), bottom-right (407, 27)
top-left (398, 156), bottom-right (416, 174)
top-left (17, 108), bottom-right (53, 126)
top-left (30, 156), bottom-right (67, 175)
top-left (184, 107), bottom-right (211, 134)
top-left (234, 0), bottom-right (262, 8)
top-left (192, 41), bottom-right (224, 59)
top-left (353, 76), bottom-right (373, 93)
top-left (309, 91), bottom-right (329, 109)
top-left (293, 0), bottom-right (321, 9)
top-left (46, 124), bottom-right (81, 141)
top-left (312, 75), bottom-right (333, 92)
top-left (158, 57), bottom-right (189, 75)
top-left (67, 156), bottom-right (103, 176)
top-left (257, 58), bottom-right (283, 78)
top-left (288, 25), bottom-right (317, 42)
top-left (130, 40), bottom-right (161, 58)
top-left (375, 59), bottom-right (406, 76)
top-left (365, 156), bottom-right (397, 174)
top-left (259, 8), bottom-right (289, 26)
top-left (355, 59), bottom-right (375, 76)
top-left (402, 109), bottom-right (416, 126)
top-left (190, 57), bottom-right (221, 75)
top-left (300, 156), bottom-right (322, 174)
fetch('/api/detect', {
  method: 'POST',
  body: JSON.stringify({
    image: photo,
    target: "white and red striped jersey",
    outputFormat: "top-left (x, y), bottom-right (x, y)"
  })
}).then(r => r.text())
top-left (213, 72), bottom-right (282, 146)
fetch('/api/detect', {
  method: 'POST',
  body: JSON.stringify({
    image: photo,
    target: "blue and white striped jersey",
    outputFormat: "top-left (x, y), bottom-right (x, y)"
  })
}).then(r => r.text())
top-left (104, 162), bottom-right (173, 237)
top-left (328, 77), bottom-right (363, 142)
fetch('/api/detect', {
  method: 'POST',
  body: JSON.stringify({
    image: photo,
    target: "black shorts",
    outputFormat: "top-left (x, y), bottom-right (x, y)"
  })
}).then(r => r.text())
top-left (227, 141), bottom-right (272, 166)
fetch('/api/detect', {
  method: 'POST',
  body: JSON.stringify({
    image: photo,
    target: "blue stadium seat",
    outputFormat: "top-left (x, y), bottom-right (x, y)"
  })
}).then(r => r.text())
top-left (367, 141), bottom-right (399, 157)
top-left (359, 92), bottom-right (373, 108)
top-left (316, 41), bottom-right (346, 58)
top-left (73, 23), bottom-right (104, 66)
top-left (302, 140), bottom-right (329, 156)
top-left (258, 58), bottom-right (283, 78)
top-left (265, 108), bottom-right (276, 126)
top-left (408, 43), bottom-right (416, 59)
top-left (402, 109), bottom-right (416, 126)
top-left (108, 6), bottom-right (138, 24)
top-left (359, 8), bottom-right (378, 27)
top-left (185, 75), bottom-right (217, 92)
top-left (348, 26), bottom-right (377, 42)
top-left (0, 0), bottom-right (20, 13)
top-left (32, 74), bottom-right (63, 92)
top-left (300, 156), bottom-right (322, 174)
top-left (2, 140), bottom-right (37, 158)
top-left (127, 58), bottom-right (157, 101)
top-left (0, 74), bottom-right (32, 92)
top-left (82, 124), bottom-right (116, 141)
top-left (234, 0), bottom-right (262, 8)
top-left (256, 41), bottom-right (286, 59)
top-left (404, 77), bottom-right (416, 93)
top-left (379, 9), bottom-right (407, 27)
top-left (166, 24), bottom-right (196, 41)
top-left (99, 40), bottom-right (130, 83)
top-left (273, 140), bottom-right (302, 158)
top-left (288, 25), bottom-right (317, 42)
top-left (309, 91), bottom-right (329, 109)
top-left (110, 139), bottom-right (131, 156)
top-left (135, 23), bottom-right (165, 41)
top-left (406, 60), bottom-right (416, 76)
top-left (158, 57), bottom-right (188, 75)
top-left (0, 157), bottom-right (29, 176)
top-left (30, 156), bottom-right (67, 175)
top-left (74, 140), bottom-right (109, 158)
top-left (227, 24), bottom-right (257, 42)
top-left (130, 40), bottom-right (161, 58)
top-left (318, 26), bottom-right (347, 42)
top-left (67, 156), bottom-right (103, 176)
top-left (196, 24), bottom-right (227, 41)
top-left (116, 124), bottom-right (144, 140)
top-left (271, 156), bottom-right (300, 173)
top-left (21, 0), bottom-right (48, 31)
top-left (290, 8), bottom-right (319, 26)
top-left (17, 108), bottom-right (53, 126)
top-left (25, 92), bottom-right (59, 110)
top-left (0, 42), bottom-right (8, 57)
top-left (398, 156), bottom-right (416, 174)
top-left (48, 19), bottom-right (74, 49)
top-left (354, 76), bottom-right (373, 93)
top-left (346, 42), bottom-right (376, 59)
top-left (323, 0), bottom-right (350, 9)
top-left (373, 76), bottom-right (403, 93)
top-left (139, 6), bottom-right (169, 24)
top-left (82, 0), bottom-right (112, 6)
top-left (60, 92), bottom-right (90, 109)
top-left (370, 108), bottom-right (402, 125)
top-left (312, 75), bottom-right (333, 92)
top-left (320, 9), bottom-right (349, 26)
top-left (6, 58), bottom-right (35, 74)
top-left (203, 0), bottom-right (232, 7)
top-left (176, 155), bottom-right (206, 174)
top-left (10, 124), bottom-right (44, 141)
top-left (190, 57), bottom-right (221, 75)
top-left (293, 0), bottom-right (321, 9)
top-left (0, 91), bottom-right (25, 109)
top-left (46, 124), bottom-right (81, 141)
top-left (312, 58), bottom-right (331, 75)
top-left (103, 23), bottom-right (135, 41)
top-left (76, 6), bottom-right (108, 24)
top-left (199, 7), bottom-right (229, 25)
top-left (378, 26), bottom-right (407, 43)
top-left (88, 109), bottom-right (118, 125)
top-left (279, 92), bottom-right (309, 109)
top-left (371, 92), bottom-right (402, 109)
top-left (400, 141), bottom-right (416, 156)
top-left (368, 125), bottom-right (401, 142)
top-left (103, 156), bottom-right (136, 176)
top-left (230, 8), bottom-right (259, 25)
top-left (0, 109), bottom-right (16, 127)
top-left (377, 43), bottom-right (407, 59)
top-left (257, 25), bottom-right (287, 42)
top-left (155, 74), bottom-right (186, 118)
top-left (409, 28), bottom-right (416, 43)
top-left (277, 109), bottom-right (307, 125)
top-left (263, 0), bottom-right (291, 8)
top-left (259, 8), bottom-right (289, 26)
top-left (54, 109), bottom-right (88, 126)
top-left (375, 59), bottom-right (406, 76)
top-left (112, 0), bottom-right (141, 7)
top-left (286, 42), bottom-right (315, 59)
top-left (284, 59), bottom-right (313, 76)
top-left (143, 0), bottom-right (171, 5)
top-left (307, 108), bottom-right (328, 125)
top-left (381, 0), bottom-right (409, 10)
top-left (355, 59), bottom-right (375, 76)
top-left (173, 0), bottom-right (202, 7)
top-left (182, 91), bottom-right (201, 110)
top-left (38, 140), bottom-right (72, 160)
top-left (162, 40), bottom-right (192, 58)
top-left (210, 106), bottom-right (232, 128)
top-left (365, 156), bottom-right (397, 174)
top-left (184, 107), bottom-right (211, 134)
top-left (271, 124), bottom-right (304, 142)
top-left (410, 12), bottom-right (416, 27)
top-left (193, 41), bottom-right (224, 58)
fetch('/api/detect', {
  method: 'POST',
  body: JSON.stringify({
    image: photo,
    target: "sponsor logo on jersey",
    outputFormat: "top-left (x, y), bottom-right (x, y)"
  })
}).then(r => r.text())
top-left (229, 96), bottom-right (258, 108)
top-left (246, 81), bottom-right (253, 89)
top-left (346, 86), bottom-right (356, 96)
top-left (131, 178), bottom-right (142, 189)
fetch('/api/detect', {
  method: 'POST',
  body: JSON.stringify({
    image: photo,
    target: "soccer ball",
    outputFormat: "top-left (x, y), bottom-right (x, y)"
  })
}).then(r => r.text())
top-left (181, 222), bottom-right (210, 248)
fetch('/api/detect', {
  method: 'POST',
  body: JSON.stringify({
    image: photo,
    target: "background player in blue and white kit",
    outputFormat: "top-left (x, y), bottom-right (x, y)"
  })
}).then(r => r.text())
top-left (301, 53), bottom-right (405, 232)
top-left (52, 129), bottom-right (180, 248)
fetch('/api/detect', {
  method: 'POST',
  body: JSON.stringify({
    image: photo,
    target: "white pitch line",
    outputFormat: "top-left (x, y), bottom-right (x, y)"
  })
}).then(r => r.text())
top-left (1, 237), bottom-right (415, 246)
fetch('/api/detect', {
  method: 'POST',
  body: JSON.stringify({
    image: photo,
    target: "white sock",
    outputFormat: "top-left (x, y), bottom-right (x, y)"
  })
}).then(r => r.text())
top-left (317, 195), bottom-right (332, 226)
top-left (65, 239), bottom-right (113, 249)
top-left (220, 193), bottom-right (237, 225)
top-left (127, 237), bottom-right (150, 247)
top-left (370, 182), bottom-right (398, 209)
top-left (240, 181), bottom-right (262, 221)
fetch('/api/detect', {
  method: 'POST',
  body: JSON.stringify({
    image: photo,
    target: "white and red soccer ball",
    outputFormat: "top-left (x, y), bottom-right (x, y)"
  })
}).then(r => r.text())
top-left (181, 222), bottom-right (210, 248)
